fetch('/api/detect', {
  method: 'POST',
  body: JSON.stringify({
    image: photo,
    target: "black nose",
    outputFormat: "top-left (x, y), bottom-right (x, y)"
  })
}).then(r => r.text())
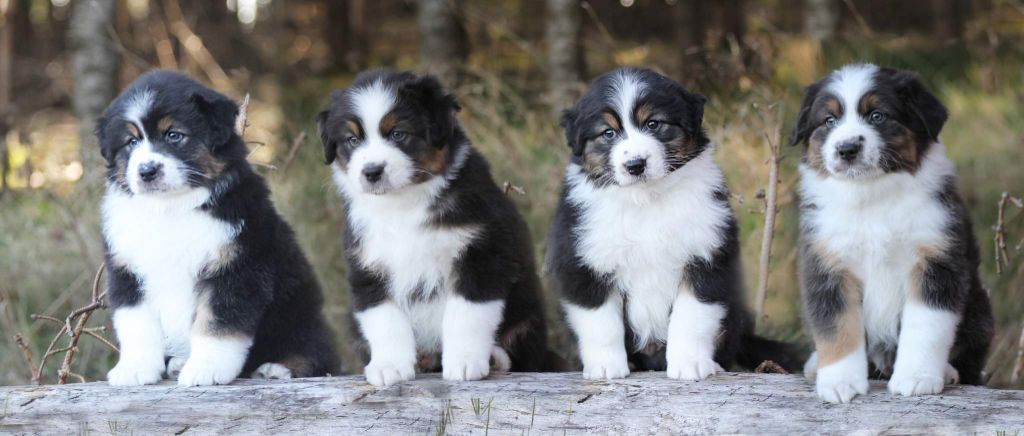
top-left (836, 141), bottom-right (862, 162)
top-left (624, 158), bottom-right (647, 176)
top-left (362, 163), bottom-right (385, 183)
top-left (138, 162), bottom-right (163, 182)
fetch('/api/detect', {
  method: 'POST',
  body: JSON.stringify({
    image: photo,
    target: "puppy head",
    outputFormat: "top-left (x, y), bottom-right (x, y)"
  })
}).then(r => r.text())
top-left (97, 70), bottom-right (240, 195)
top-left (789, 64), bottom-right (948, 179)
top-left (316, 69), bottom-right (461, 195)
top-left (561, 67), bottom-right (708, 187)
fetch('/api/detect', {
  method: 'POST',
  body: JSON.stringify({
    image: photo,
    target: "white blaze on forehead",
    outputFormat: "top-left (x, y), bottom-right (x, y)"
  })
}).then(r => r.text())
top-left (826, 64), bottom-right (878, 116)
top-left (124, 89), bottom-right (156, 131)
top-left (343, 79), bottom-right (419, 194)
top-left (608, 70), bottom-right (645, 123)
top-left (603, 70), bottom-right (668, 185)
top-left (350, 79), bottom-right (396, 141)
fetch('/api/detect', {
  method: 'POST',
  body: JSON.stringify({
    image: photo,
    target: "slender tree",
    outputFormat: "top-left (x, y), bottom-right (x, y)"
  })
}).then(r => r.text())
top-left (418, 0), bottom-right (468, 87)
top-left (545, 0), bottom-right (583, 115)
top-left (70, 0), bottom-right (120, 194)
top-left (0, 0), bottom-right (13, 196)
top-left (805, 0), bottom-right (839, 42)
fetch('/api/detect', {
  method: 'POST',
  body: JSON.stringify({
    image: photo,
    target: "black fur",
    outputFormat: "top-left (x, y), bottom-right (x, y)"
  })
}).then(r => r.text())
top-left (99, 71), bottom-right (339, 379)
top-left (316, 69), bottom-right (554, 373)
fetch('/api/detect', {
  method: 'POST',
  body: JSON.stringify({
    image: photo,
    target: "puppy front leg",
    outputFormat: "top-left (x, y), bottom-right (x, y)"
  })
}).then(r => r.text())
top-left (356, 301), bottom-right (417, 387)
top-left (565, 294), bottom-right (630, 380)
top-left (441, 295), bottom-right (504, 381)
top-left (177, 292), bottom-right (255, 387)
top-left (802, 245), bottom-right (868, 403)
top-left (888, 258), bottom-right (962, 396)
top-left (106, 265), bottom-right (165, 386)
top-left (666, 292), bottom-right (725, 380)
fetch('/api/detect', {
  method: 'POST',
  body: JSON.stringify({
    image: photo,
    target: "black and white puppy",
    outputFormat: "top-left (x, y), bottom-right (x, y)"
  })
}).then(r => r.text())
top-left (549, 67), bottom-right (794, 380)
top-left (99, 71), bottom-right (339, 386)
top-left (316, 70), bottom-right (551, 387)
top-left (791, 64), bottom-right (993, 403)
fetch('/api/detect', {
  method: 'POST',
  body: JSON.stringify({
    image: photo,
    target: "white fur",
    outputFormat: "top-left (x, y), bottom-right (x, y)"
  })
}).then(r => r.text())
top-left (102, 186), bottom-right (240, 385)
top-left (564, 296), bottom-right (630, 380)
top-left (107, 305), bottom-right (165, 386)
top-left (123, 89), bottom-right (155, 125)
top-left (800, 144), bottom-right (958, 401)
top-left (888, 302), bottom-right (960, 396)
top-left (165, 356), bottom-right (187, 379)
top-left (566, 148), bottom-right (731, 351)
top-left (803, 351), bottom-right (819, 380)
top-left (607, 71), bottom-right (668, 185)
top-left (355, 302), bottom-right (417, 387)
top-left (822, 64), bottom-right (884, 178)
top-left (666, 291), bottom-right (726, 380)
top-left (177, 334), bottom-right (252, 386)
top-left (815, 344), bottom-right (869, 404)
top-left (252, 362), bottom-right (293, 380)
top-left (441, 296), bottom-right (504, 381)
top-left (125, 140), bottom-right (190, 194)
top-left (342, 80), bottom-right (418, 194)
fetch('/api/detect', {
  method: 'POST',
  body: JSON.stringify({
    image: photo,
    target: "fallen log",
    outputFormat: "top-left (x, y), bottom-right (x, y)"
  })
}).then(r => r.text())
top-left (1, 372), bottom-right (1021, 434)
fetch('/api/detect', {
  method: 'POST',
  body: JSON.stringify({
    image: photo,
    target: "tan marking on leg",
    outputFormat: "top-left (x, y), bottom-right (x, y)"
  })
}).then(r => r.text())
top-left (815, 272), bottom-right (864, 366)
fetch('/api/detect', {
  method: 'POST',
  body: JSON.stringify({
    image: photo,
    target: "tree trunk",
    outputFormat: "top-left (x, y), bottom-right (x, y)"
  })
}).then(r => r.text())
top-left (418, 0), bottom-right (468, 87)
top-left (939, 0), bottom-right (969, 41)
top-left (545, 0), bottom-right (583, 115)
top-left (70, 0), bottom-right (120, 195)
top-left (0, 0), bottom-right (13, 196)
top-left (722, 0), bottom-right (745, 45)
top-left (805, 0), bottom-right (839, 42)
top-left (325, 0), bottom-right (368, 71)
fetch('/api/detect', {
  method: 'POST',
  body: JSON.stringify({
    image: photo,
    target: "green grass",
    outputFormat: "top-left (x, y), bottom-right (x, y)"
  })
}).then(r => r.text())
top-left (1, 37), bottom-right (1022, 389)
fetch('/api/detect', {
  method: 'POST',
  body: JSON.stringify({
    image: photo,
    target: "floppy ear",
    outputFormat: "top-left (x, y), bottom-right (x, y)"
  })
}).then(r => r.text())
top-left (890, 69), bottom-right (948, 140)
top-left (789, 81), bottom-right (824, 146)
top-left (560, 108), bottom-right (585, 157)
top-left (405, 74), bottom-right (461, 149)
top-left (315, 110), bottom-right (336, 165)
top-left (190, 93), bottom-right (238, 150)
top-left (679, 89), bottom-right (707, 135)
top-left (95, 115), bottom-right (114, 162)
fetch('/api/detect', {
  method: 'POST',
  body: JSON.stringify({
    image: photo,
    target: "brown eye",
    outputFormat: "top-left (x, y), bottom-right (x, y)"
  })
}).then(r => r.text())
top-left (126, 137), bottom-right (140, 147)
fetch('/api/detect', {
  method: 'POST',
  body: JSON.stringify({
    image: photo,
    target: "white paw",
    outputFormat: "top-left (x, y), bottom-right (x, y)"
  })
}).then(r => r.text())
top-left (177, 357), bottom-right (243, 387)
top-left (364, 361), bottom-right (415, 387)
top-left (581, 351), bottom-right (630, 380)
top-left (666, 355), bottom-right (723, 381)
top-left (944, 363), bottom-right (959, 385)
top-left (816, 366), bottom-right (869, 404)
top-left (165, 356), bottom-right (187, 379)
top-left (888, 371), bottom-right (945, 397)
top-left (107, 359), bottom-right (164, 386)
top-left (252, 362), bottom-right (293, 380)
top-left (803, 351), bottom-right (819, 381)
top-left (442, 354), bottom-right (491, 382)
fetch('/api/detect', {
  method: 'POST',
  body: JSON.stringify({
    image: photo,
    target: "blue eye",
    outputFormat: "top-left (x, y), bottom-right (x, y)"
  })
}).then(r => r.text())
top-left (868, 110), bottom-right (886, 124)
top-left (824, 116), bottom-right (838, 128)
top-left (346, 136), bottom-right (360, 147)
top-left (645, 120), bottom-right (661, 130)
top-left (601, 129), bottom-right (617, 140)
top-left (389, 130), bottom-right (406, 141)
top-left (126, 137), bottom-right (140, 147)
top-left (165, 131), bottom-right (184, 143)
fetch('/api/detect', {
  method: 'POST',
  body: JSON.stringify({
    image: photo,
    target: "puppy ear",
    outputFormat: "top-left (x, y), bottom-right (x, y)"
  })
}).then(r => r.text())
top-left (95, 115), bottom-right (114, 162)
top-left (404, 74), bottom-right (460, 149)
top-left (679, 89), bottom-right (707, 134)
top-left (560, 108), bottom-right (585, 157)
top-left (315, 110), bottom-right (336, 165)
top-left (190, 93), bottom-right (239, 149)
top-left (789, 81), bottom-right (824, 146)
top-left (890, 69), bottom-right (948, 140)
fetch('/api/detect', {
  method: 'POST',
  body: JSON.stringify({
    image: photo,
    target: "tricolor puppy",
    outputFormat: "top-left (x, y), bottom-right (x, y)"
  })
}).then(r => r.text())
top-left (99, 71), bottom-right (339, 386)
top-left (316, 70), bottom-right (552, 387)
top-left (791, 64), bottom-right (993, 403)
top-left (548, 67), bottom-right (796, 380)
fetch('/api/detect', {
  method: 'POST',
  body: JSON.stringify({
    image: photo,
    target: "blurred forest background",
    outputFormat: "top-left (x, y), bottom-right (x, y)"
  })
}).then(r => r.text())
top-left (0, 0), bottom-right (1022, 388)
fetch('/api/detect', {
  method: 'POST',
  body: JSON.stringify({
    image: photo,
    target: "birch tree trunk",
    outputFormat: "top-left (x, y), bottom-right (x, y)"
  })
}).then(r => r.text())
top-left (418, 0), bottom-right (468, 88)
top-left (70, 0), bottom-right (120, 194)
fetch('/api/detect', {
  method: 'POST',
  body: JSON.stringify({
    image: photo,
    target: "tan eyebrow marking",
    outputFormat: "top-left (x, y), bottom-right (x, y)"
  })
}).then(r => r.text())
top-left (379, 112), bottom-right (399, 135)
top-left (126, 122), bottom-right (141, 138)
top-left (157, 116), bottom-right (174, 132)
top-left (634, 103), bottom-right (654, 124)
top-left (858, 92), bottom-right (880, 115)
top-left (823, 96), bottom-right (843, 117)
top-left (346, 120), bottom-right (363, 139)
top-left (601, 112), bottom-right (620, 131)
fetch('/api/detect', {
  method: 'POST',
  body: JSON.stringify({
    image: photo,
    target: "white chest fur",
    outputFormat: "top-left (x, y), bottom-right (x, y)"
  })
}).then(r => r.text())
top-left (336, 169), bottom-right (480, 351)
top-left (102, 188), bottom-right (239, 357)
top-left (799, 145), bottom-right (955, 348)
top-left (566, 151), bottom-right (732, 349)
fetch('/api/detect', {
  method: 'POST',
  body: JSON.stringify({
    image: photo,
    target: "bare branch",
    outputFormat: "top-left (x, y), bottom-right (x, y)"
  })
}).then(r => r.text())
top-left (752, 102), bottom-right (783, 324)
top-left (235, 93), bottom-right (250, 136)
top-left (1012, 325), bottom-right (1024, 384)
top-left (279, 131), bottom-right (307, 173)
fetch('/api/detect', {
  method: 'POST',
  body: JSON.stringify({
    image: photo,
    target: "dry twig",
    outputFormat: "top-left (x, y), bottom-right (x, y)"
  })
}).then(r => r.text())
top-left (235, 93), bottom-right (250, 137)
top-left (994, 192), bottom-right (1022, 274)
top-left (279, 131), bottom-right (307, 173)
top-left (503, 181), bottom-right (526, 196)
top-left (752, 102), bottom-right (783, 324)
top-left (1012, 325), bottom-right (1024, 384)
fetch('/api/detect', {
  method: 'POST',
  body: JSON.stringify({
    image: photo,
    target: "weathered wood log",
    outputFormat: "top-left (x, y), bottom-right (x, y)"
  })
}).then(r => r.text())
top-left (1, 372), bottom-right (1021, 435)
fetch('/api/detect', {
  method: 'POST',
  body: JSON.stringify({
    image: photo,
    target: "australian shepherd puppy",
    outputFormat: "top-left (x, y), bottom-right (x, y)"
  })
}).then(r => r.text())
top-left (315, 70), bottom-right (551, 387)
top-left (548, 67), bottom-right (796, 380)
top-left (791, 64), bottom-right (993, 403)
top-left (99, 71), bottom-right (339, 386)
